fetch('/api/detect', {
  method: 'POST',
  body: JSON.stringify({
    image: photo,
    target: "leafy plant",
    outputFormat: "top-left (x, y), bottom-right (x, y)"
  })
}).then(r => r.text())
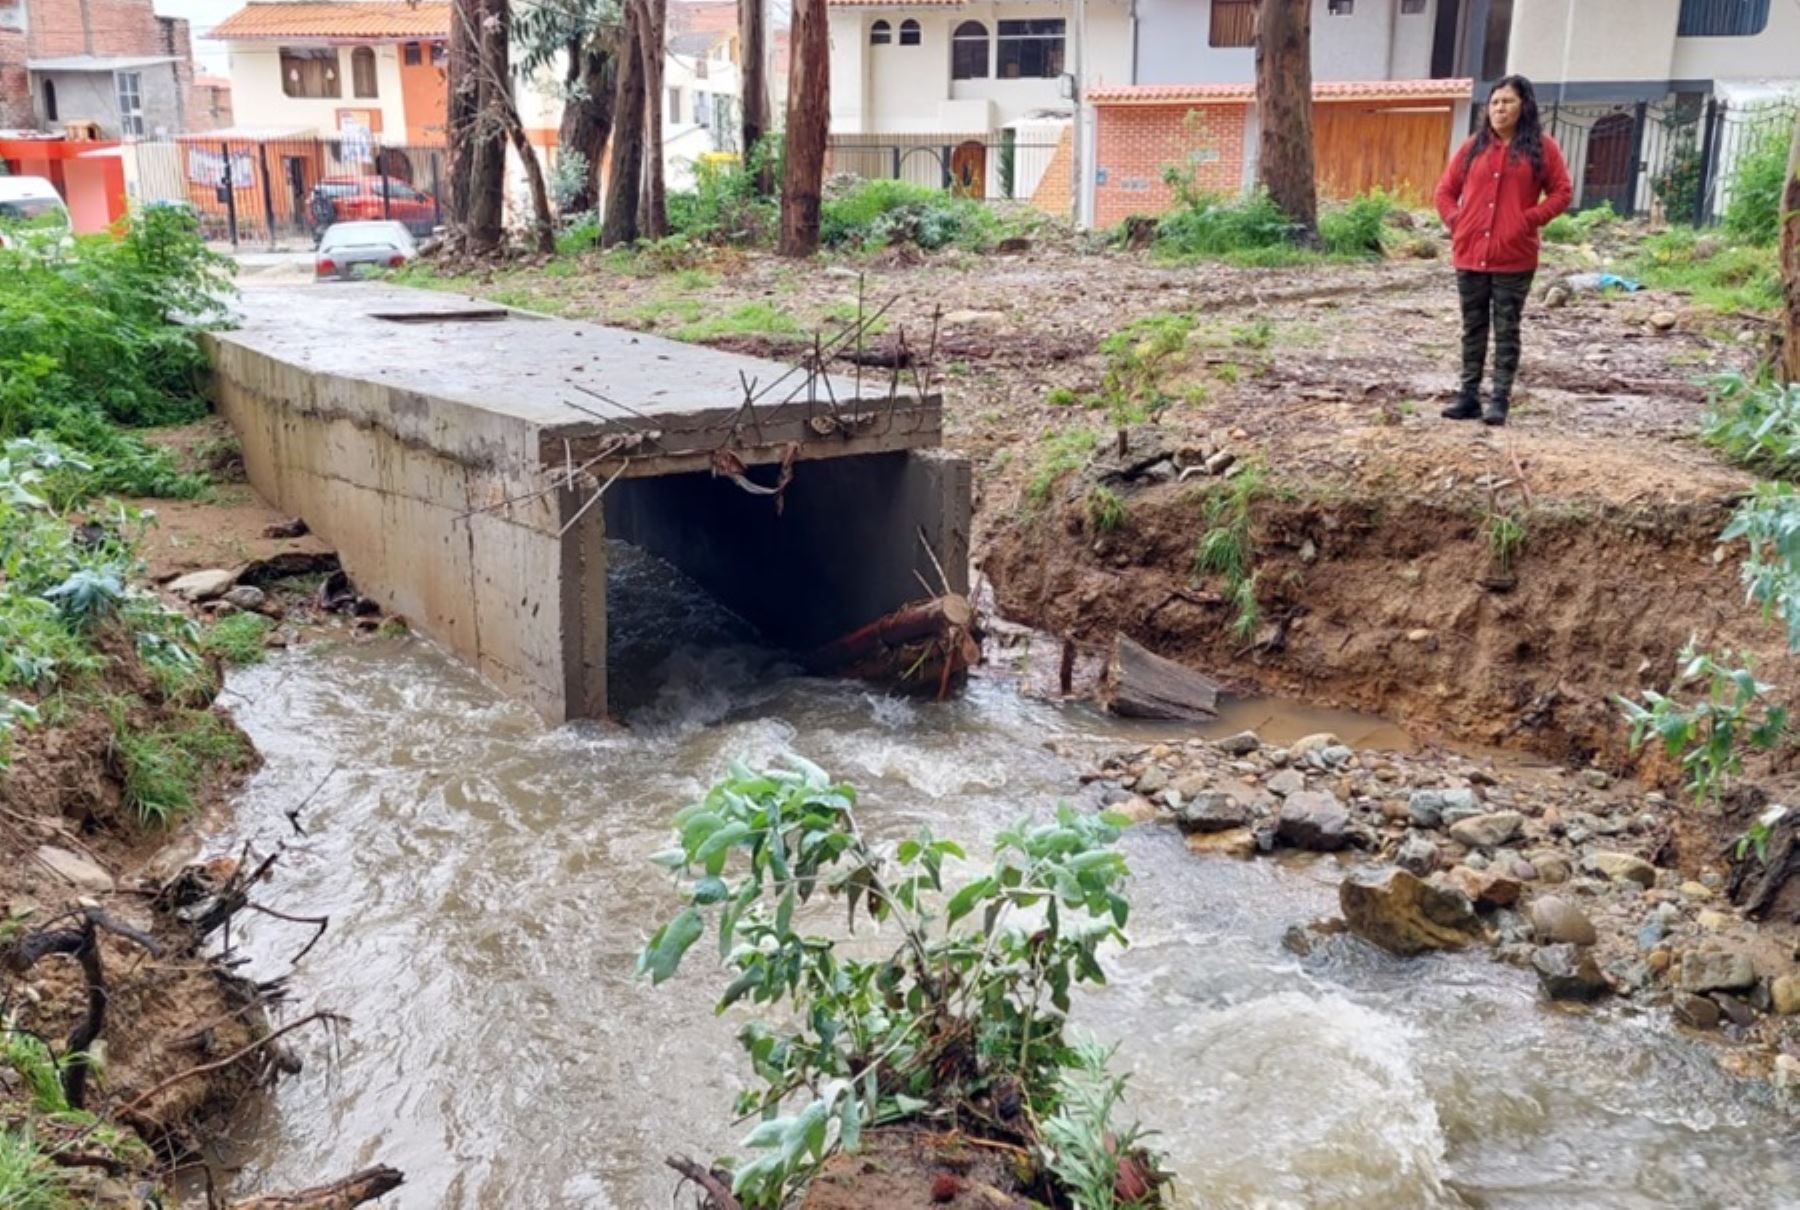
top-left (1617, 642), bottom-right (1789, 803)
top-left (820, 178), bottom-right (999, 252)
top-left (1703, 374), bottom-right (1800, 477)
top-left (1723, 115), bottom-right (1795, 245)
top-left (1722, 479), bottom-right (1800, 649)
top-left (638, 759), bottom-right (1150, 1210)
top-left (197, 611), bottom-right (274, 666)
top-left (1087, 485), bottom-right (1127, 534)
top-left (1652, 113), bottom-right (1705, 225)
top-left (1095, 314), bottom-right (1196, 423)
top-left (1735, 803), bottom-right (1790, 864)
top-left (1041, 1035), bottom-right (1161, 1209)
top-left (1543, 200), bottom-right (1619, 245)
top-left (1317, 190), bottom-right (1396, 258)
top-left (1634, 229), bottom-right (1782, 313)
top-left (1152, 187), bottom-right (1293, 261)
top-left (1484, 510), bottom-right (1527, 576)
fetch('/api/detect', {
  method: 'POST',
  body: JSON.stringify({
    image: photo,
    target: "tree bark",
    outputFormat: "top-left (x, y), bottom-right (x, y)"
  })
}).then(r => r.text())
top-left (556, 32), bottom-right (616, 216)
top-left (739, 0), bottom-right (771, 191)
top-left (503, 96), bottom-right (556, 252)
top-left (636, 0), bottom-right (668, 239)
top-left (446, 0), bottom-right (482, 230)
top-left (779, 0), bottom-right (829, 257)
top-left (601, 0), bottom-right (646, 247)
top-left (1099, 635), bottom-right (1222, 721)
top-left (464, 0), bottom-right (510, 252)
top-left (1782, 112), bottom-right (1800, 385)
top-left (229, 1166), bottom-right (405, 1210)
top-left (1254, 0), bottom-right (1318, 239)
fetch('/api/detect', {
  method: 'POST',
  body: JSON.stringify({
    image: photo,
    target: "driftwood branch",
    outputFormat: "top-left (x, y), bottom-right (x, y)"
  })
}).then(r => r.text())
top-left (228, 1165), bottom-right (405, 1210)
top-left (664, 1155), bottom-right (742, 1210)
top-left (1099, 635), bottom-right (1222, 721)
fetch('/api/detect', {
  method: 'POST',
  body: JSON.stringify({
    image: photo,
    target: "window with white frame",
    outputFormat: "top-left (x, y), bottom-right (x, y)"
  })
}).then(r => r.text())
top-left (870, 19), bottom-right (891, 45)
top-left (898, 18), bottom-right (920, 45)
top-left (115, 71), bottom-right (144, 136)
top-left (280, 47), bottom-right (341, 97)
top-left (995, 19), bottom-right (1063, 79)
top-left (951, 20), bottom-right (988, 79)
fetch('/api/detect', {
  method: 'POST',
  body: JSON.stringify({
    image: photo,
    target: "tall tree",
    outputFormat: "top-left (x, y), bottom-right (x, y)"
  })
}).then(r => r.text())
top-left (601, 0), bottom-right (646, 246)
top-left (556, 33), bottom-right (617, 215)
top-left (636, 0), bottom-right (668, 239)
top-left (779, 0), bottom-right (828, 256)
top-left (446, 0), bottom-right (484, 238)
top-left (739, 0), bottom-right (771, 190)
top-left (1254, 0), bottom-right (1318, 240)
top-left (464, 0), bottom-right (511, 250)
top-left (1783, 112), bottom-right (1800, 385)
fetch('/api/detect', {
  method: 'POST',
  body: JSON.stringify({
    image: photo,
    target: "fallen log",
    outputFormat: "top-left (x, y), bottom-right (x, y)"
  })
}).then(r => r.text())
top-left (808, 595), bottom-right (981, 699)
top-left (228, 1165), bottom-right (404, 1210)
top-left (1098, 635), bottom-right (1221, 721)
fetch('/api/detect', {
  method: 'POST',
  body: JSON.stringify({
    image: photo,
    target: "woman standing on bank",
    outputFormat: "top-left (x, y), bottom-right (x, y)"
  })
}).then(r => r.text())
top-left (1433, 75), bottom-right (1572, 427)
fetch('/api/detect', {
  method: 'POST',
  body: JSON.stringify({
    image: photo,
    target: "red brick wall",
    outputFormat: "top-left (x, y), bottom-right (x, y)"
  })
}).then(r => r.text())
top-left (1092, 102), bottom-right (1249, 228)
top-left (28, 0), bottom-right (167, 58)
top-left (0, 28), bottom-right (30, 128)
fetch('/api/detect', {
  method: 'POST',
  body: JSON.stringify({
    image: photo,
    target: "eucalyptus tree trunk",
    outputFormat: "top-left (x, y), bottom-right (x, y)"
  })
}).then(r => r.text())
top-left (601, 0), bottom-right (646, 246)
top-left (557, 32), bottom-right (617, 216)
top-left (1254, 0), bottom-right (1318, 240)
top-left (1782, 113), bottom-right (1800, 384)
top-left (778, 0), bottom-right (829, 257)
top-left (739, 0), bottom-right (772, 191)
top-left (636, 0), bottom-right (668, 239)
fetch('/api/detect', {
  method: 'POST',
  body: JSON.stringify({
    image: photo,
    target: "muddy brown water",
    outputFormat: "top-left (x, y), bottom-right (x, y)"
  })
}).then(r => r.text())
top-left (205, 546), bottom-right (1797, 1208)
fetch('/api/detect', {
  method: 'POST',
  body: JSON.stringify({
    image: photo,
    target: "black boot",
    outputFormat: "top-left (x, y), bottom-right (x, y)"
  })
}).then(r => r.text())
top-left (1482, 393), bottom-right (1510, 426)
top-left (1441, 386), bottom-right (1482, 420)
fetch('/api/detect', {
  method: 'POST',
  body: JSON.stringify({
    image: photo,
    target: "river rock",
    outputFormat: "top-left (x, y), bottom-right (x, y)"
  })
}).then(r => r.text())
top-left (167, 568), bottom-right (237, 602)
top-left (1528, 895), bottom-right (1597, 946)
top-left (1407, 790), bottom-right (1446, 828)
top-left (1649, 310), bottom-right (1678, 332)
top-left (1526, 849), bottom-right (1572, 884)
top-left (1678, 949), bottom-right (1756, 993)
top-left (1339, 867), bottom-right (1480, 956)
top-left (1443, 865), bottom-right (1522, 910)
top-left (1396, 833), bottom-right (1440, 876)
top-left (1186, 828), bottom-right (1257, 859)
top-left (1277, 791), bottom-right (1351, 851)
top-left (1134, 766), bottom-right (1169, 795)
top-left (1532, 944), bottom-right (1609, 1001)
top-left (1267, 768), bottom-right (1306, 798)
top-left (35, 845), bottom-right (114, 893)
top-left (1289, 733), bottom-right (1339, 760)
top-left (1439, 788), bottom-right (1483, 824)
top-left (1771, 975), bottom-right (1800, 1016)
top-left (1674, 991), bottom-right (1723, 1029)
top-left (1109, 795), bottom-right (1161, 825)
top-left (1169, 772), bottom-right (1214, 801)
top-left (1448, 811), bottom-right (1524, 849)
top-left (1175, 792), bottom-right (1252, 834)
top-left (1584, 851), bottom-right (1657, 888)
top-left (1217, 731), bottom-right (1261, 756)
top-left (222, 584), bottom-right (268, 612)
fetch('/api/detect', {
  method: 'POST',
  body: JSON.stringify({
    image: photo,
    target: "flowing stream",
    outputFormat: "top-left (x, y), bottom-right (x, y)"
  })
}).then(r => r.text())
top-left (206, 546), bottom-right (1798, 1208)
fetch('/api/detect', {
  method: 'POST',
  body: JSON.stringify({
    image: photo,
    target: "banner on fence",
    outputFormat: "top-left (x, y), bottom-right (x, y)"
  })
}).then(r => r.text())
top-left (186, 147), bottom-right (254, 188)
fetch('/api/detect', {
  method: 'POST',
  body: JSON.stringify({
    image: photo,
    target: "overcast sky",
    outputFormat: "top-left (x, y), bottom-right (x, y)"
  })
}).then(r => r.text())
top-left (157, 0), bottom-right (242, 73)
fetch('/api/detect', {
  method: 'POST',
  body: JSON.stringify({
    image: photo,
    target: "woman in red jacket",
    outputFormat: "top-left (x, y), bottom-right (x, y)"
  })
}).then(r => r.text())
top-left (1433, 75), bottom-right (1573, 426)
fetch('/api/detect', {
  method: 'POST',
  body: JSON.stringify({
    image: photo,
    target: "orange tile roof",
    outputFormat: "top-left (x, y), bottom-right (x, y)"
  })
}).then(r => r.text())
top-left (1087, 78), bottom-right (1474, 105)
top-left (209, 2), bottom-right (450, 42)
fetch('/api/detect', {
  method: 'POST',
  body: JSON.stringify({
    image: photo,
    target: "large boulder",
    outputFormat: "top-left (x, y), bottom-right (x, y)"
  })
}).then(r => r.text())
top-left (166, 568), bottom-right (237, 602)
top-left (1528, 895), bottom-right (1597, 946)
top-left (1175, 792), bottom-right (1253, 835)
top-left (1448, 811), bottom-right (1524, 850)
top-left (1277, 790), bottom-right (1351, 852)
top-left (1339, 867), bottom-right (1481, 956)
top-left (1531, 944), bottom-right (1610, 1001)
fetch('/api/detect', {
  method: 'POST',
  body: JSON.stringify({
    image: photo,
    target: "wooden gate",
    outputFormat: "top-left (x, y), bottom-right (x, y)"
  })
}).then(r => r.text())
top-left (950, 140), bottom-right (986, 198)
top-left (1313, 102), bottom-right (1455, 203)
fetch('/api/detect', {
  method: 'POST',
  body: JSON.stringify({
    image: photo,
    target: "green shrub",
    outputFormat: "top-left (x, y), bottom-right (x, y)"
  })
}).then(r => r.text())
top-left (555, 213), bottom-right (600, 256)
top-left (819, 179), bottom-right (999, 251)
top-left (1542, 201), bottom-right (1619, 245)
top-left (108, 700), bottom-right (251, 826)
top-left (1317, 190), bottom-right (1396, 257)
top-left (1617, 642), bottom-right (1788, 803)
top-left (0, 1126), bottom-right (66, 1210)
top-left (1152, 188), bottom-right (1292, 259)
top-left (197, 611), bottom-right (273, 666)
top-left (1723, 119), bottom-right (1793, 245)
top-left (668, 142), bottom-right (782, 244)
top-left (1635, 228), bottom-right (1782, 312)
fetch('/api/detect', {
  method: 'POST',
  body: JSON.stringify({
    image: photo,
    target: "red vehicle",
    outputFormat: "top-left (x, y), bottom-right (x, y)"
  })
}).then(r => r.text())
top-left (307, 175), bottom-right (439, 241)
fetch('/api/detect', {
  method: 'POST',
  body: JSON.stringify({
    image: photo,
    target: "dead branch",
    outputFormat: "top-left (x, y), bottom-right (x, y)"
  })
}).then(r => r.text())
top-left (664, 1155), bottom-right (742, 1210)
top-left (228, 1165), bottom-right (405, 1210)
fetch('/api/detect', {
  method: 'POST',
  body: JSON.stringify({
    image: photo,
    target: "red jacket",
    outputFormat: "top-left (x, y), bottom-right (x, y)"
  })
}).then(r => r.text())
top-left (1433, 133), bottom-right (1573, 273)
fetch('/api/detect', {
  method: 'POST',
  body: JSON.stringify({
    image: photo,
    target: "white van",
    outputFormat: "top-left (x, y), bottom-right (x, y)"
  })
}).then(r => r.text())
top-left (0, 176), bottom-right (73, 248)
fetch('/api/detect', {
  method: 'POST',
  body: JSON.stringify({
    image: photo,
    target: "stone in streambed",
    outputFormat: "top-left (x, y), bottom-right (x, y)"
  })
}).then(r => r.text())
top-left (1396, 833), bottom-right (1439, 876)
top-left (1339, 867), bottom-right (1481, 956)
top-left (1532, 943), bottom-right (1610, 1001)
top-left (1679, 949), bottom-right (1756, 993)
top-left (1448, 811), bottom-right (1524, 849)
top-left (1528, 896), bottom-right (1597, 946)
top-left (1276, 791), bottom-right (1351, 851)
top-left (1175, 792), bottom-right (1253, 834)
top-left (1583, 851), bottom-right (1657, 888)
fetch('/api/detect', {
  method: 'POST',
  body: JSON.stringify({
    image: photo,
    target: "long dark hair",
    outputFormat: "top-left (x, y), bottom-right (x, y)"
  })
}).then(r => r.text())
top-left (1465, 74), bottom-right (1547, 180)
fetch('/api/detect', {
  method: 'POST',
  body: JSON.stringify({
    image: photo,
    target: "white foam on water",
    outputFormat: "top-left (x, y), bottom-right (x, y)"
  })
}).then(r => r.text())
top-left (1139, 991), bottom-right (1456, 1210)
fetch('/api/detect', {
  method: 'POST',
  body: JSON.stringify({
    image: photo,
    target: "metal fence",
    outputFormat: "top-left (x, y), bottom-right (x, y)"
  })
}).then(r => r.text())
top-left (129, 136), bottom-right (449, 247)
top-left (1544, 99), bottom-right (1796, 225)
top-left (825, 132), bottom-right (1066, 206)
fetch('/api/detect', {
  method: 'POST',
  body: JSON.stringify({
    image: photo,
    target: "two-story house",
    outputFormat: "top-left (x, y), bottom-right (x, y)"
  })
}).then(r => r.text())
top-left (1, 0), bottom-right (208, 140)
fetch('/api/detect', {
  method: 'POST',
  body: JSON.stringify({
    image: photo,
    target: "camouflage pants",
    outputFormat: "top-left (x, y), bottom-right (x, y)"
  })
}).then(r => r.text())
top-left (1457, 270), bottom-right (1535, 399)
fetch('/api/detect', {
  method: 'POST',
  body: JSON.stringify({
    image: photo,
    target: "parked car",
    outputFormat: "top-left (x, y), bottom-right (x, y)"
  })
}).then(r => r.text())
top-left (307, 175), bottom-right (439, 241)
top-left (0, 176), bottom-right (72, 249)
top-left (315, 221), bottom-right (418, 281)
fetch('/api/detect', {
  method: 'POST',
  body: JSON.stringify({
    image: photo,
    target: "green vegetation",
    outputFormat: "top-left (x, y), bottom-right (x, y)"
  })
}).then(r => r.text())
top-left (667, 141), bottom-right (783, 244)
top-left (1027, 427), bottom-right (1100, 505)
top-left (1633, 228), bottom-right (1782, 313)
top-left (820, 179), bottom-right (1003, 252)
top-left (1484, 510), bottom-right (1527, 577)
top-left (1192, 462), bottom-right (1268, 639)
top-left (1618, 643), bottom-right (1787, 803)
top-left (0, 1125), bottom-right (65, 1210)
top-left (1095, 313), bottom-right (1197, 423)
top-left (1150, 180), bottom-right (1399, 264)
top-left (670, 301), bottom-right (805, 345)
top-left (1723, 119), bottom-right (1793, 245)
top-left (1046, 386), bottom-right (1082, 408)
top-left (1087, 484), bottom-right (1127, 534)
top-left (1316, 190), bottom-right (1396, 257)
top-left (0, 207), bottom-right (230, 497)
top-left (1703, 374), bottom-right (1800, 476)
top-left (197, 611), bottom-right (274, 666)
top-left (1542, 201), bottom-right (1619, 245)
top-left (638, 759), bottom-right (1162, 1209)
top-left (107, 697), bottom-right (251, 826)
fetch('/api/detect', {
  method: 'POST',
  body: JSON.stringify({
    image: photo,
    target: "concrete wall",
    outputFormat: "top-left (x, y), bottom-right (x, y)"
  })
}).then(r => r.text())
top-left (204, 333), bottom-right (607, 723)
top-left (226, 42), bottom-right (410, 139)
top-left (1671, 1), bottom-right (1800, 82)
top-left (1134, 0), bottom-right (1440, 87)
top-left (605, 451), bottom-right (972, 649)
top-left (1507, 0), bottom-right (1677, 84)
